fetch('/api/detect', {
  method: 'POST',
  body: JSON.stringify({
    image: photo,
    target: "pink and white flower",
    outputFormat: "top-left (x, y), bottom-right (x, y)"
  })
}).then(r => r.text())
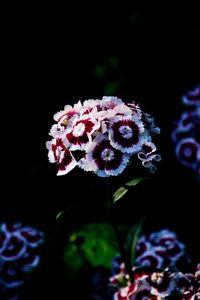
top-left (80, 135), bottom-right (130, 177)
top-left (65, 115), bottom-right (100, 151)
top-left (54, 101), bottom-right (82, 123)
top-left (101, 96), bottom-right (123, 109)
top-left (46, 138), bottom-right (78, 176)
top-left (49, 123), bottom-right (66, 138)
top-left (112, 268), bottom-right (176, 300)
top-left (145, 270), bottom-right (176, 298)
top-left (109, 115), bottom-right (145, 154)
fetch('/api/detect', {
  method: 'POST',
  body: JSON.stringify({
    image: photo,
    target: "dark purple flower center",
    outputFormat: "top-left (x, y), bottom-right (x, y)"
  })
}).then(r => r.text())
top-left (2, 237), bottom-right (25, 259)
top-left (92, 140), bottom-right (123, 171)
top-left (112, 120), bottom-right (140, 147)
top-left (135, 289), bottom-right (150, 300)
top-left (21, 230), bottom-right (42, 243)
top-left (178, 142), bottom-right (197, 163)
top-left (59, 150), bottom-right (73, 171)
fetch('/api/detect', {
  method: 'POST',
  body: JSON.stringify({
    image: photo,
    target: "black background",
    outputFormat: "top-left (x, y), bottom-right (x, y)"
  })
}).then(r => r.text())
top-left (3, 4), bottom-right (200, 299)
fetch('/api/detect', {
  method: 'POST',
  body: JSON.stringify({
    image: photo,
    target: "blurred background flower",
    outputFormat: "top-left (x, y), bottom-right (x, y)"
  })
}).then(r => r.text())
top-left (0, 223), bottom-right (43, 299)
top-left (172, 84), bottom-right (200, 181)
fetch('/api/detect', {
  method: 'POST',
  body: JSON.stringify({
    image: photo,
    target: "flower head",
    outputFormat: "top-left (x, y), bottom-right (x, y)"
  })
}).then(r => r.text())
top-left (172, 84), bottom-right (200, 180)
top-left (47, 97), bottom-right (161, 177)
top-left (109, 228), bottom-right (188, 300)
top-left (0, 223), bottom-right (43, 299)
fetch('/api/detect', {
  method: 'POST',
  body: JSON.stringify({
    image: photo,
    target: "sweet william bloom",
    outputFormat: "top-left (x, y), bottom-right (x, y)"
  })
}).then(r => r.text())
top-left (109, 115), bottom-right (145, 154)
top-left (47, 96), bottom-right (161, 176)
top-left (171, 84), bottom-right (200, 180)
top-left (175, 137), bottom-right (199, 170)
top-left (53, 101), bottom-right (83, 123)
top-left (80, 135), bottom-right (130, 177)
top-left (136, 229), bottom-right (186, 268)
top-left (0, 223), bottom-right (43, 296)
top-left (46, 139), bottom-right (78, 176)
top-left (65, 115), bottom-right (100, 151)
top-left (113, 269), bottom-right (175, 300)
top-left (112, 229), bottom-right (186, 277)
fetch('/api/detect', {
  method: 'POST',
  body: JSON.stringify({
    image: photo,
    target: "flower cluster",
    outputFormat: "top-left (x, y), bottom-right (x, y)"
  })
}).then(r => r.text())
top-left (0, 223), bottom-right (43, 299)
top-left (111, 267), bottom-right (177, 300)
top-left (110, 230), bottom-right (199, 300)
top-left (111, 265), bottom-right (200, 300)
top-left (171, 84), bottom-right (200, 181)
top-left (111, 229), bottom-right (186, 276)
top-left (46, 97), bottom-right (161, 177)
top-left (136, 229), bottom-right (186, 269)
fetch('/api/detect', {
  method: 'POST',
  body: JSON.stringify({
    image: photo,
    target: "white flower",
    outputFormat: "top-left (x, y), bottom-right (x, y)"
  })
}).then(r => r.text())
top-left (81, 135), bottom-right (130, 177)
top-left (65, 114), bottom-right (100, 151)
top-left (49, 123), bottom-right (66, 138)
top-left (109, 115), bottom-right (145, 154)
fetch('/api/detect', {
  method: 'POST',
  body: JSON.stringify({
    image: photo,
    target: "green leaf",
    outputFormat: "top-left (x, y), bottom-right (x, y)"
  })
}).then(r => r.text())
top-left (124, 216), bottom-right (146, 265)
top-left (63, 223), bottom-right (119, 277)
top-left (56, 203), bottom-right (80, 221)
top-left (125, 177), bottom-right (145, 187)
top-left (112, 186), bottom-right (128, 203)
top-left (56, 209), bottom-right (66, 220)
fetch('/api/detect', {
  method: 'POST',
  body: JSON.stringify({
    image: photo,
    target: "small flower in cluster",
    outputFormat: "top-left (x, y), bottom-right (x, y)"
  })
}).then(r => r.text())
top-left (177, 264), bottom-right (200, 300)
top-left (110, 258), bottom-right (131, 288)
top-left (0, 223), bottom-right (44, 299)
top-left (171, 84), bottom-right (200, 181)
top-left (136, 229), bottom-right (186, 269)
top-left (46, 96), bottom-right (161, 177)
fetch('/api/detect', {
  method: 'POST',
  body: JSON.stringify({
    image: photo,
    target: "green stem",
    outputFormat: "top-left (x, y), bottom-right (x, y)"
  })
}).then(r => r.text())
top-left (106, 179), bottom-right (133, 280)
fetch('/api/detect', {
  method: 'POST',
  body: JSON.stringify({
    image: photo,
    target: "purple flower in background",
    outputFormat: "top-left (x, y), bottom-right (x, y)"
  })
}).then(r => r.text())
top-left (109, 229), bottom-right (188, 299)
top-left (136, 229), bottom-right (186, 269)
top-left (172, 84), bottom-right (200, 180)
top-left (0, 223), bottom-right (43, 299)
top-left (111, 229), bottom-right (186, 276)
top-left (47, 96), bottom-right (161, 177)
top-left (109, 229), bottom-right (198, 299)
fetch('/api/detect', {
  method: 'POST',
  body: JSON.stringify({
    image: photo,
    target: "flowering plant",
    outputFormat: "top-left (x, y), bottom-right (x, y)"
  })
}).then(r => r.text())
top-left (46, 96), bottom-right (161, 177)
top-left (46, 96), bottom-right (162, 298)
